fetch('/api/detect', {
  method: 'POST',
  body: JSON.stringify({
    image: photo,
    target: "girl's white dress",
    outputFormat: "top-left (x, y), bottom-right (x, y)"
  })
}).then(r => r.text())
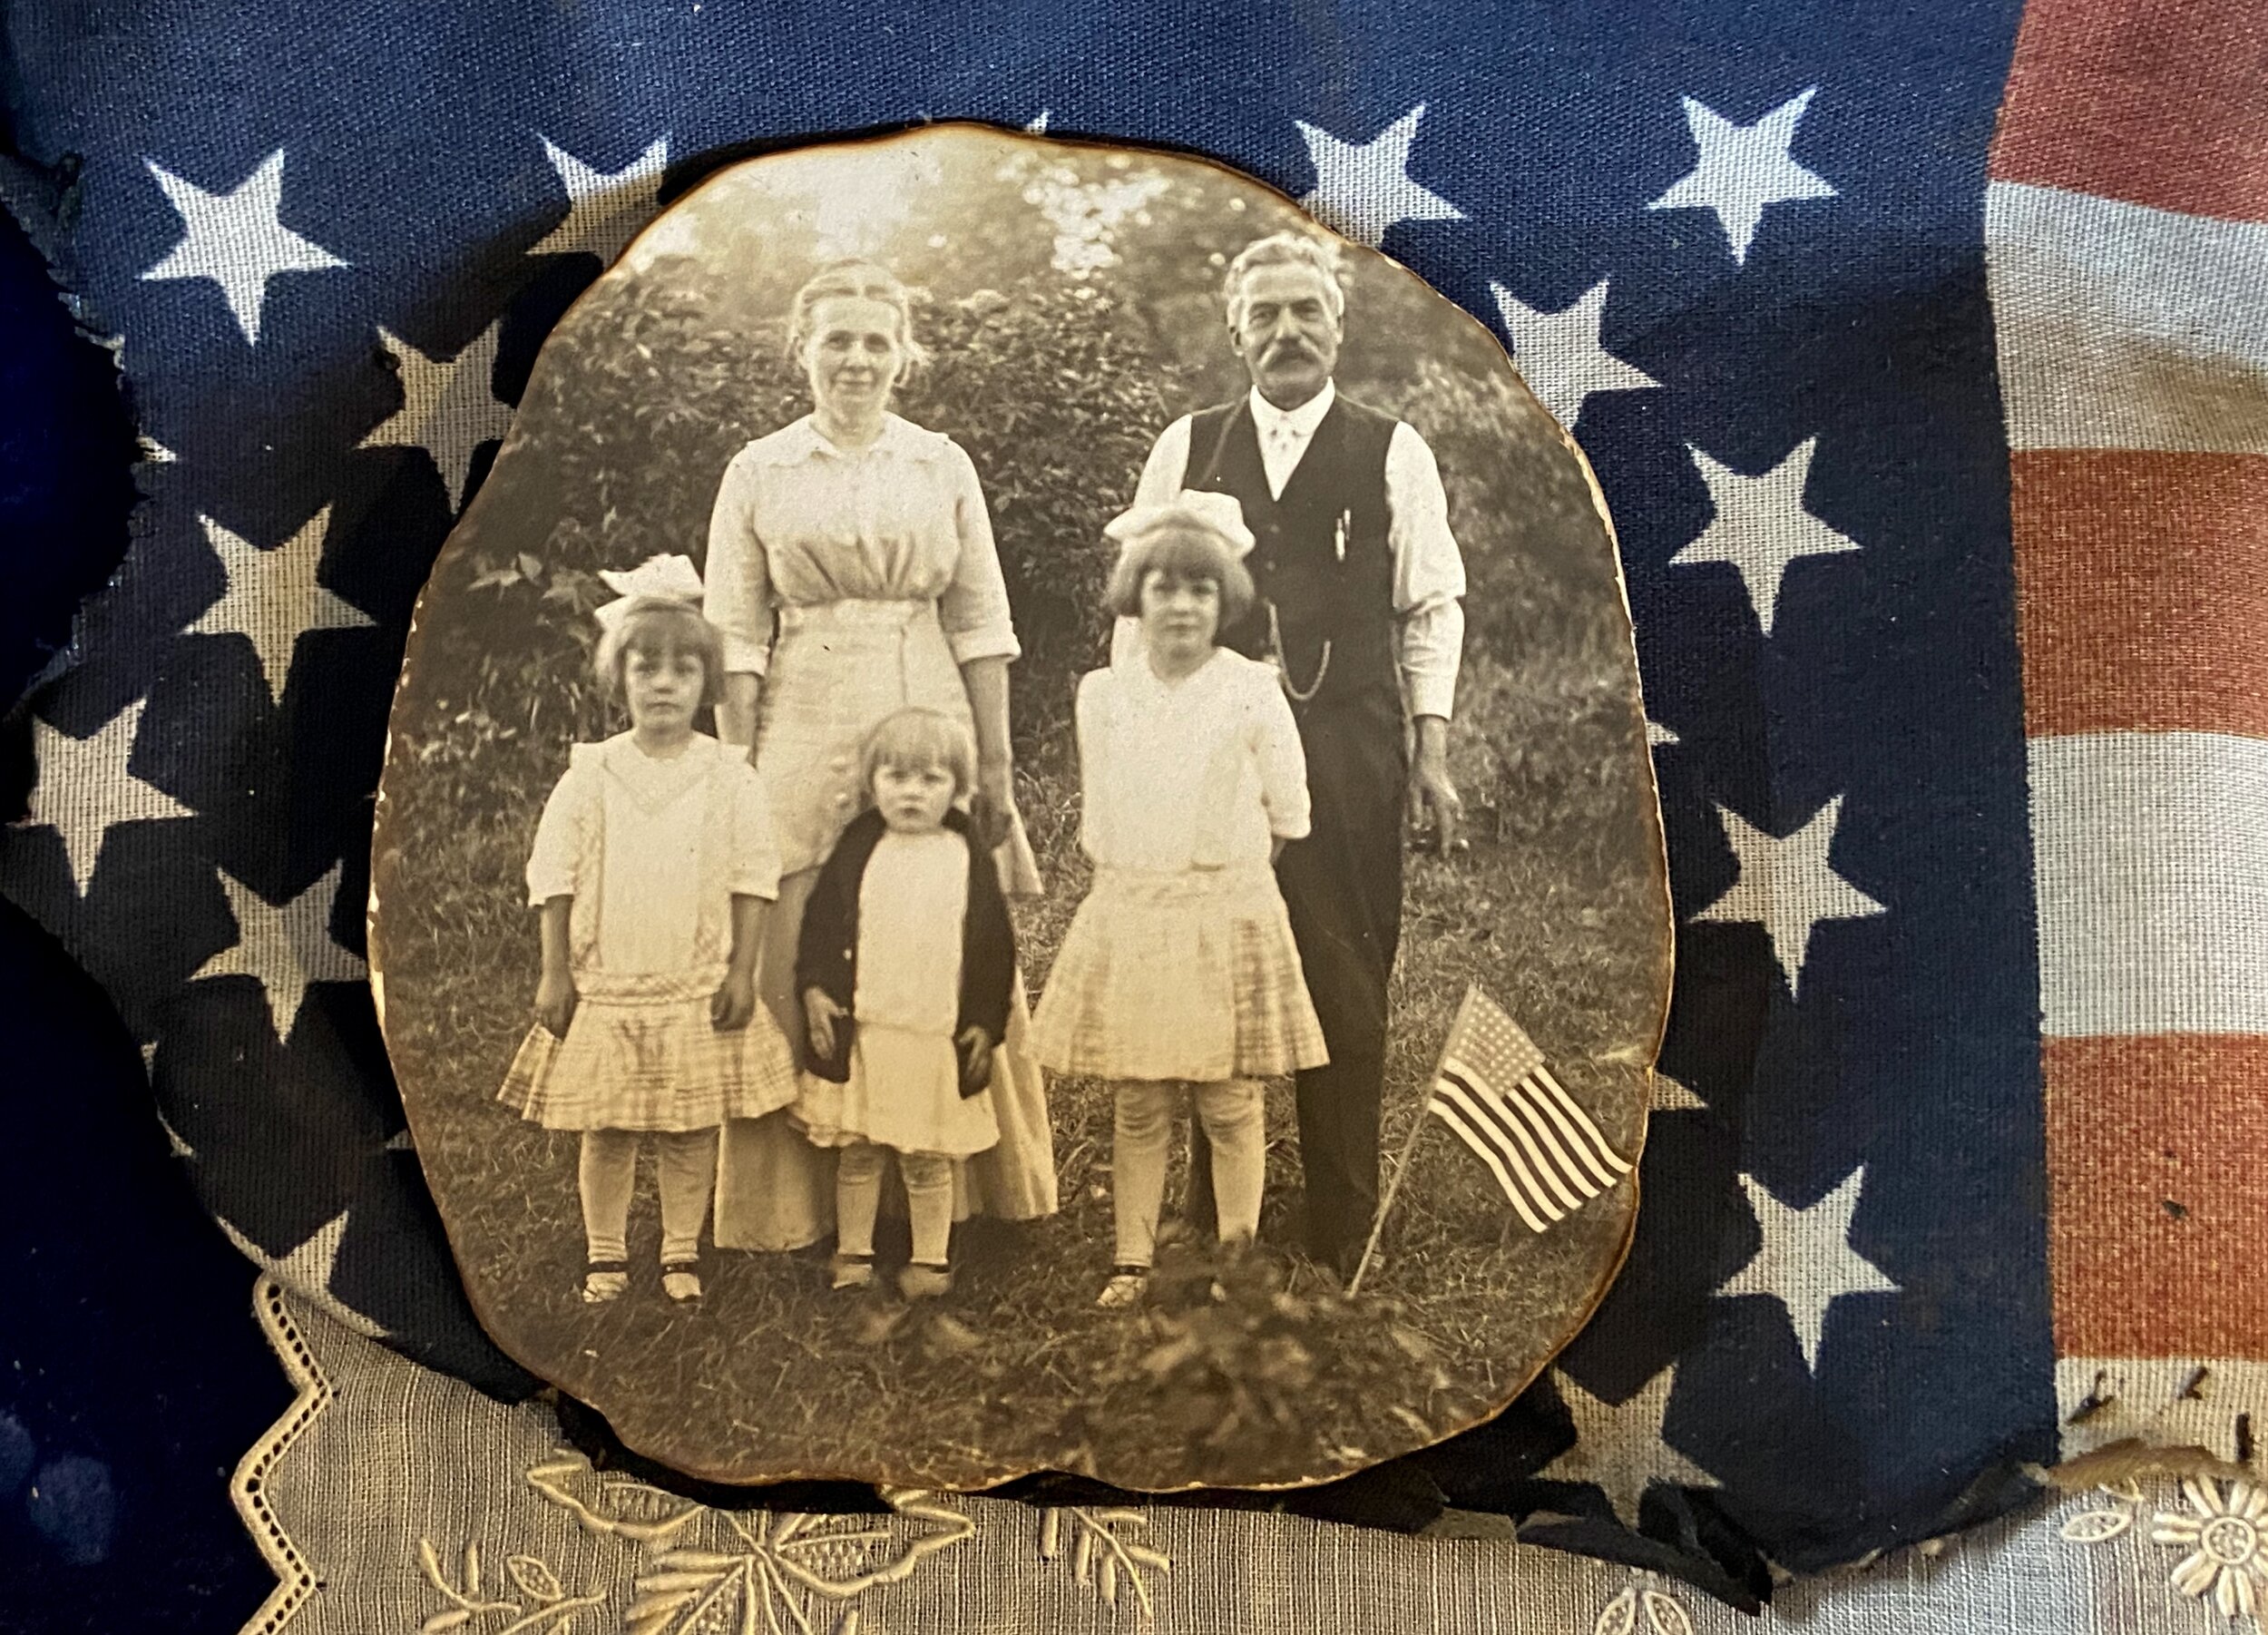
top-left (701, 413), bottom-right (1058, 1244)
top-left (498, 731), bottom-right (801, 1132)
top-left (1032, 647), bottom-right (1329, 1083)
top-left (796, 828), bottom-right (1002, 1159)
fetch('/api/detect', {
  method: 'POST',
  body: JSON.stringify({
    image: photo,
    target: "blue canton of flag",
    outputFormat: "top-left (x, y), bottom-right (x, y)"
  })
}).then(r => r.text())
top-left (1, 0), bottom-right (2054, 1611)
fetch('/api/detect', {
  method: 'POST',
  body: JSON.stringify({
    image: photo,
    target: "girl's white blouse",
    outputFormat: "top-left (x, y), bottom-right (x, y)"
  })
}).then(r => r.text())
top-left (524, 732), bottom-right (781, 977)
top-left (1074, 647), bottom-right (1311, 875)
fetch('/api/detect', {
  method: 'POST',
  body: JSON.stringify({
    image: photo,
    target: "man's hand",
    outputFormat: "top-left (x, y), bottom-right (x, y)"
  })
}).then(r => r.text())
top-left (804, 989), bottom-right (845, 1061)
top-left (535, 969), bottom-right (579, 1038)
top-left (710, 968), bottom-right (757, 1032)
top-left (1406, 716), bottom-right (1465, 856)
top-left (970, 759), bottom-right (1015, 853)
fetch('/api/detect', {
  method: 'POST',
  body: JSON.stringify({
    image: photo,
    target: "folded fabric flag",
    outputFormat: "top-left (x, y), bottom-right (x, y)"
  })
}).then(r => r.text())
top-left (1980, 0), bottom-right (2268, 1467)
top-left (2, 0), bottom-right (2260, 1620)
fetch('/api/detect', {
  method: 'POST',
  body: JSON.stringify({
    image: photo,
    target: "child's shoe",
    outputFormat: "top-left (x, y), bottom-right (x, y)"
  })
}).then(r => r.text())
top-left (897, 1262), bottom-right (953, 1300)
top-left (1095, 1268), bottom-right (1149, 1310)
top-left (582, 1262), bottom-right (630, 1304)
top-left (831, 1253), bottom-right (877, 1291)
top-left (661, 1260), bottom-right (703, 1303)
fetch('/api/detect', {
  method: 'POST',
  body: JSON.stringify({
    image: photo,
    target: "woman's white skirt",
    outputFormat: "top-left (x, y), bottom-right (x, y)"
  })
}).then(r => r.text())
top-left (1032, 866), bottom-right (1329, 1083)
top-left (712, 598), bottom-right (1058, 1249)
top-left (752, 599), bottom-right (1041, 891)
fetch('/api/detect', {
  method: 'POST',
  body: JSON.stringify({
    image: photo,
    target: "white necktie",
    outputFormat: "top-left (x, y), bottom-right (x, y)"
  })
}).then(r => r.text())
top-left (1265, 420), bottom-right (1301, 497)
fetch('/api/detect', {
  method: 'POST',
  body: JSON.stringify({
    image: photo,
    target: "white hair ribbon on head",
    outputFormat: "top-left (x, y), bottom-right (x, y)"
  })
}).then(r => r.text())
top-left (1101, 490), bottom-right (1256, 560)
top-left (593, 553), bottom-right (706, 632)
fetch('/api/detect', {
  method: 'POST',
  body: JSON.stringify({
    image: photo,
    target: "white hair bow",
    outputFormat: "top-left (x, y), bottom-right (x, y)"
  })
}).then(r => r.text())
top-left (1101, 490), bottom-right (1256, 559)
top-left (593, 553), bottom-right (705, 632)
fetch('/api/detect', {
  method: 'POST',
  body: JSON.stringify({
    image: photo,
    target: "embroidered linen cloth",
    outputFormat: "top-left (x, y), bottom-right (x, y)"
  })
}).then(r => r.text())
top-left (2, 0), bottom-right (2263, 1620)
top-left (240, 1280), bottom-right (2268, 1635)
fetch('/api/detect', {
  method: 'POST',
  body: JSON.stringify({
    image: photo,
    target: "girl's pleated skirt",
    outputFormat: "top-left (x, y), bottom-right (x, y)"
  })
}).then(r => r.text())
top-left (1032, 866), bottom-right (1329, 1083)
top-left (500, 968), bottom-right (801, 1132)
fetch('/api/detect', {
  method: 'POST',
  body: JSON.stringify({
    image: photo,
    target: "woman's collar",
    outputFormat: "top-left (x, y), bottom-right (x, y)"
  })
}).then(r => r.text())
top-left (778, 411), bottom-right (942, 464)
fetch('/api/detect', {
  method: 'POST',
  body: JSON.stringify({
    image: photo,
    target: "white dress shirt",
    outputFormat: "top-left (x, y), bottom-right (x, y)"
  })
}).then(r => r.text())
top-left (1130, 380), bottom-right (1468, 720)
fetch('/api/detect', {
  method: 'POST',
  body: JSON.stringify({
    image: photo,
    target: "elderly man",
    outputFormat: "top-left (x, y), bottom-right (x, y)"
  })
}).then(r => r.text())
top-left (1128, 230), bottom-right (1466, 1279)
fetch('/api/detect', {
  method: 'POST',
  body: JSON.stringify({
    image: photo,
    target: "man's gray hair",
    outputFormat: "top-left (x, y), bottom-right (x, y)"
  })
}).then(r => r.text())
top-left (1221, 232), bottom-right (1347, 328)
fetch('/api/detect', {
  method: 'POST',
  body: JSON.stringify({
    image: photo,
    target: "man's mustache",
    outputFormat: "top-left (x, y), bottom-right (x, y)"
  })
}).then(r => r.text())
top-left (1266, 338), bottom-right (1317, 364)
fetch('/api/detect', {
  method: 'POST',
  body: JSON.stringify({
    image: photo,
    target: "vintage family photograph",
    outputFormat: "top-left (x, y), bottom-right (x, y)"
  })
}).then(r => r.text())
top-left (370, 124), bottom-right (1671, 1491)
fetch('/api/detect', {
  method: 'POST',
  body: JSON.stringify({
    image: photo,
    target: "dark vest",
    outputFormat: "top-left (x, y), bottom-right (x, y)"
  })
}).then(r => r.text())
top-left (1183, 392), bottom-right (1400, 711)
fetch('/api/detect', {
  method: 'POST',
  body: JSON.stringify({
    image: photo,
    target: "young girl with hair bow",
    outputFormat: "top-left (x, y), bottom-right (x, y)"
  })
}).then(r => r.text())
top-left (499, 554), bottom-right (800, 1307)
top-left (1033, 497), bottom-right (1328, 1308)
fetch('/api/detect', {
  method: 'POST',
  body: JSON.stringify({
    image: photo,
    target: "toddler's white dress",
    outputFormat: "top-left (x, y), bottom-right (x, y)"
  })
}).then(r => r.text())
top-left (796, 828), bottom-right (1002, 1158)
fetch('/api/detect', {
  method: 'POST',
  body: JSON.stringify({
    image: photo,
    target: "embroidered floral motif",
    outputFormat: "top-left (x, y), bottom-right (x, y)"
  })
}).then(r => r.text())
top-left (2059, 1475), bottom-right (2268, 1627)
top-left (1038, 1507), bottom-right (1171, 1619)
top-left (622, 1505), bottom-right (972, 1635)
top-left (518, 1452), bottom-right (975, 1635)
top-left (2059, 1479), bottom-right (2146, 1546)
top-left (415, 1539), bottom-right (607, 1634)
top-left (2058, 1505), bottom-right (2136, 1545)
top-left (2152, 1478), bottom-right (2267, 1621)
top-left (1591, 1582), bottom-right (1694, 1635)
top-left (523, 1454), bottom-right (705, 1547)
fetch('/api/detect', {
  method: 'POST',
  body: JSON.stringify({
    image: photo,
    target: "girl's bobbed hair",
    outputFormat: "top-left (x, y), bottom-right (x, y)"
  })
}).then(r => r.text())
top-left (860, 707), bottom-right (978, 802)
top-left (1104, 522), bottom-right (1257, 630)
top-left (594, 598), bottom-right (727, 711)
top-left (786, 258), bottom-right (932, 374)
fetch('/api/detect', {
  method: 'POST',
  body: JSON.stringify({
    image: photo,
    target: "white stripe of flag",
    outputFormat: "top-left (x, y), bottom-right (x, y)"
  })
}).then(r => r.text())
top-left (1424, 989), bottom-right (1632, 1234)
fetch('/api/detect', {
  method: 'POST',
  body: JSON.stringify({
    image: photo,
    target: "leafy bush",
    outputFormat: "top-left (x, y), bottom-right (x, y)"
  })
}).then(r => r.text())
top-left (397, 268), bottom-right (1207, 837)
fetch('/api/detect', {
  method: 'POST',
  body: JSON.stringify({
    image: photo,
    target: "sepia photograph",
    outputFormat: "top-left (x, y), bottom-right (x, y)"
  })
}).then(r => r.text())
top-left (369, 123), bottom-right (1672, 1491)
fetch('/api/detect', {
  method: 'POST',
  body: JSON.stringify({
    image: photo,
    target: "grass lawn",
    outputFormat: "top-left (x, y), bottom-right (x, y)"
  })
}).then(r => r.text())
top-left (375, 646), bottom-right (1667, 1492)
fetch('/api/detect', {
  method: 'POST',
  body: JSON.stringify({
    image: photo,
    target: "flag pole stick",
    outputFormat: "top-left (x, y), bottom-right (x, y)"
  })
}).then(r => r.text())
top-left (1347, 984), bottom-right (1475, 1298)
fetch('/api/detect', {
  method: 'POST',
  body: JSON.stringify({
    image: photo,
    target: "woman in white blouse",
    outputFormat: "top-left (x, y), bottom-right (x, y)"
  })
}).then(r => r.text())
top-left (702, 259), bottom-right (1056, 1251)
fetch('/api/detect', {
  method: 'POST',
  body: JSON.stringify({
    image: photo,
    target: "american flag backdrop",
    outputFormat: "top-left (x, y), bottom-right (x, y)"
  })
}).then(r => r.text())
top-left (1982, 0), bottom-right (2268, 1467)
top-left (1, 0), bottom-right (2263, 1623)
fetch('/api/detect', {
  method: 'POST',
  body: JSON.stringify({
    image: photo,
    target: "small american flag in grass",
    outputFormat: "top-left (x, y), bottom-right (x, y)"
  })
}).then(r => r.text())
top-left (1430, 986), bottom-right (1632, 1234)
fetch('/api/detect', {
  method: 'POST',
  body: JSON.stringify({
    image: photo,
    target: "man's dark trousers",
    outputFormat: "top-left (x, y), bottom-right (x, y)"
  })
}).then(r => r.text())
top-left (1177, 389), bottom-right (1409, 1278)
top-left (1186, 689), bottom-right (1404, 1278)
